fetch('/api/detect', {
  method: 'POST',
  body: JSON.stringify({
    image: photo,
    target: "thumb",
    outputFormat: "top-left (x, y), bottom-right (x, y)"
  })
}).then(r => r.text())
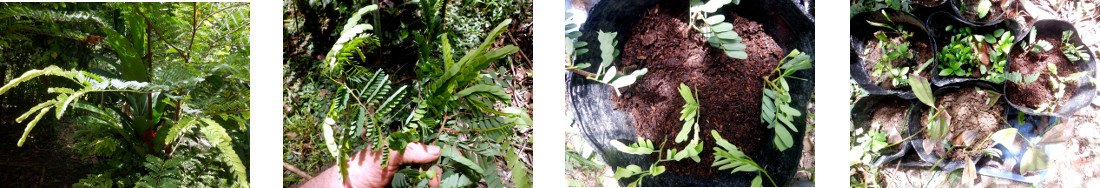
top-left (390, 142), bottom-right (442, 166)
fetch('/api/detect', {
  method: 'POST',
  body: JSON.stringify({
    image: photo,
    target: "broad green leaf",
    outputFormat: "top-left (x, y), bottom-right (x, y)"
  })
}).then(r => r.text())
top-left (1020, 147), bottom-right (1048, 173)
top-left (976, 0), bottom-right (992, 18)
top-left (990, 128), bottom-right (1018, 146)
top-left (751, 175), bottom-right (763, 186)
top-left (908, 77), bottom-right (935, 107)
top-left (445, 148), bottom-right (486, 176)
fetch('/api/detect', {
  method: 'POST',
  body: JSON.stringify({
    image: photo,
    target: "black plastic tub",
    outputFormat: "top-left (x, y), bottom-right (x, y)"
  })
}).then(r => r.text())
top-left (1004, 20), bottom-right (1097, 118)
top-left (566, 0), bottom-right (814, 186)
top-left (905, 81), bottom-right (1002, 171)
top-left (926, 12), bottom-right (1021, 87)
top-left (851, 8), bottom-right (936, 100)
top-left (851, 95), bottom-right (916, 166)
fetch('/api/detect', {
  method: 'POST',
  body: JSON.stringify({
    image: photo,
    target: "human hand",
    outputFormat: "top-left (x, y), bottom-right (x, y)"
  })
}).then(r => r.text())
top-left (301, 142), bottom-right (443, 188)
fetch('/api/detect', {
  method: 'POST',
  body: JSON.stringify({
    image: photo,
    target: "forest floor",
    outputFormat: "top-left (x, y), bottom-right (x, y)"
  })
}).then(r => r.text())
top-left (0, 120), bottom-right (96, 187)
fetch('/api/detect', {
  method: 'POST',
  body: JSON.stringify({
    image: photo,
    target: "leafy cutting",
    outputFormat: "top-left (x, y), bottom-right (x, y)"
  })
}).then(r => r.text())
top-left (711, 130), bottom-right (772, 186)
top-left (907, 77), bottom-right (952, 156)
top-left (609, 83), bottom-right (706, 186)
top-left (567, 31), bottom-right (648, 95)
top-left (1060, 30), bottom-right (1092, 62)
top-left (689, 0), bottom-right (747, 59)
top-left (865, 11), bottom-right (925, 87)
top-left (609, 137), bottom-right (669, 187)
top-left (565, 12), bottom-right (589, 69)
top-left (673, 83), bottom-right (705, 162)
top-left (761, 49), bottom-right (812, 151)
top-left (1021, 26), bottom-right (1054, 55)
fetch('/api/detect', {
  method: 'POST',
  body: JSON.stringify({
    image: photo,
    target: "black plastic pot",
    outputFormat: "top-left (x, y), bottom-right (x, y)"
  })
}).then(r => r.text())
top-left (926, 12), bottom-right (1021, 87)
top-left (909, 0), bottom-right (951, 22)
top-left (905, 81), bottom-right (1002, 171)
top-left (851, 8), bottom-right (936, 100)
top-left (850, 95), bottom-right (916, 166)
top-left (1004, 20), bottom-right (1098, 118)
top-left (566, 0), bottom-right (814, 186)
top-left (949, 0), bottom-right (1007, 24)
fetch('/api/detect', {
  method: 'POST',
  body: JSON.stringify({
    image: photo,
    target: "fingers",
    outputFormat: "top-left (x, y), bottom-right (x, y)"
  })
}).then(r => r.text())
top-left (429, 165), bottom-right (443, 187)
top-left (389, 142), bottom-right (442, 166)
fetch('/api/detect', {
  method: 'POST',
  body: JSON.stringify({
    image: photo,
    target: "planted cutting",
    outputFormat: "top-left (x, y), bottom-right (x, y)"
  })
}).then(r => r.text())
top-left (1006, 27), bottom-right (1093, 115)
top-left (850, 96), bottom-right (913, 165)
top-left (856, 10), bottom-right (935, 90)
top-left (953, 0), bottom-right (1004, 23)
top-left (909, 78), bottom-right (1005, 171)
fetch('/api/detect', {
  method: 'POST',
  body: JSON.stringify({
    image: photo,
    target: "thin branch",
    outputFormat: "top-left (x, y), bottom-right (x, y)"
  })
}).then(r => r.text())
top-left (196, 3), bottom-right (249, 30)
top-left (283, 162), bottom-right (314, 180)
top-left (197, 22), bottom-right (251, 61)
top-left (187, 2), bottom-right (198, 53)
top-left (133, 4), bottom-right (190, 64)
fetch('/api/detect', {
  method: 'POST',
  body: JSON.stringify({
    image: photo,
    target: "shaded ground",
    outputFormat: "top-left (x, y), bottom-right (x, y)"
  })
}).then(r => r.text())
top-left (0, 120), bottom-right (97, 187)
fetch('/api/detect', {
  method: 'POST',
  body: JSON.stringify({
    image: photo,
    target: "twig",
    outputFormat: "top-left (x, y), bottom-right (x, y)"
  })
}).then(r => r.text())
top-left (283, 162), bottom-right (314, 180)
top-left (133, 4), bottom-right (190, 64)
top-left (567, 68), bottom-right (596, 78)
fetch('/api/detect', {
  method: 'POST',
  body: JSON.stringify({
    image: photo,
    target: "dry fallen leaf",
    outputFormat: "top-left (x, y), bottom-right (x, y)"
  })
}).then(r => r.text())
top-left (952, 130), bottom-right (979, 147)
top-left (963, 157), bottom-right (977, 187)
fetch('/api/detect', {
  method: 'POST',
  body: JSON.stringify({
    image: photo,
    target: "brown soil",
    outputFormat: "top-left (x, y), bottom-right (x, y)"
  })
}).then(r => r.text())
top-left (911, 0), bottom-right (946, 6)
top-left (1006, 34), bottom-right (1078, 112)
top-left (870, 98), bottom-right (909, 148)
top-left (919, 87), bottom-right (1004, 161)
top-left (861, 30), bottom-right (935, 90)
top-left (959, 0), bottom-right (1005, 23)
top-left (610, 1), bottom-right (784, 178)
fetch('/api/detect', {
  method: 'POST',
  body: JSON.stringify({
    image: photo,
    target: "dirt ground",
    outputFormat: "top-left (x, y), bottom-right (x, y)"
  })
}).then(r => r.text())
top-left (0, 120), bottom-right (97, 187)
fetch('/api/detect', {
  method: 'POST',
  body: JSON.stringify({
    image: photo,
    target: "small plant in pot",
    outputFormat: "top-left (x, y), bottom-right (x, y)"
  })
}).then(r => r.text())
top-left (852, 9), bottom-right (936, 95)
top-left (933, 23), bottom-right (1015, 85)
top-left (908, 78), bottom-right (1005, 177)
top-left (850, 95), bottom-right (916, 167)
top-left (1006, 22), bottom-right (1096, 117)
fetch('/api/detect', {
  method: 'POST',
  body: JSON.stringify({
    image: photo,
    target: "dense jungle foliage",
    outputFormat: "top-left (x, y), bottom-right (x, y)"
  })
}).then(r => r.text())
top-left (0, 2), bottom-right (249, 187)
top-left (283, 0), bottom-right (532, 187)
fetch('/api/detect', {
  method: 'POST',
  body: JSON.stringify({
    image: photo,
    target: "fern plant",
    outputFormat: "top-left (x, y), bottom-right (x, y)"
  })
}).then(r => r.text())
top-left (761, 50), bottom-right (812, 151)
top-left (689, 0), bottom-right (747, 59)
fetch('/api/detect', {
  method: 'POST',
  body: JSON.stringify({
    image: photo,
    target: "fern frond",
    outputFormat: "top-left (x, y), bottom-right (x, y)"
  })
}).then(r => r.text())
top-left (199, 118), bottom-right (249, 187)
top-left (324, 5), bottom-right (379, 75)
top-left (0, 65), bottom-right (74, 96)
top-left (17, 107), bottom-right (52, 147)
